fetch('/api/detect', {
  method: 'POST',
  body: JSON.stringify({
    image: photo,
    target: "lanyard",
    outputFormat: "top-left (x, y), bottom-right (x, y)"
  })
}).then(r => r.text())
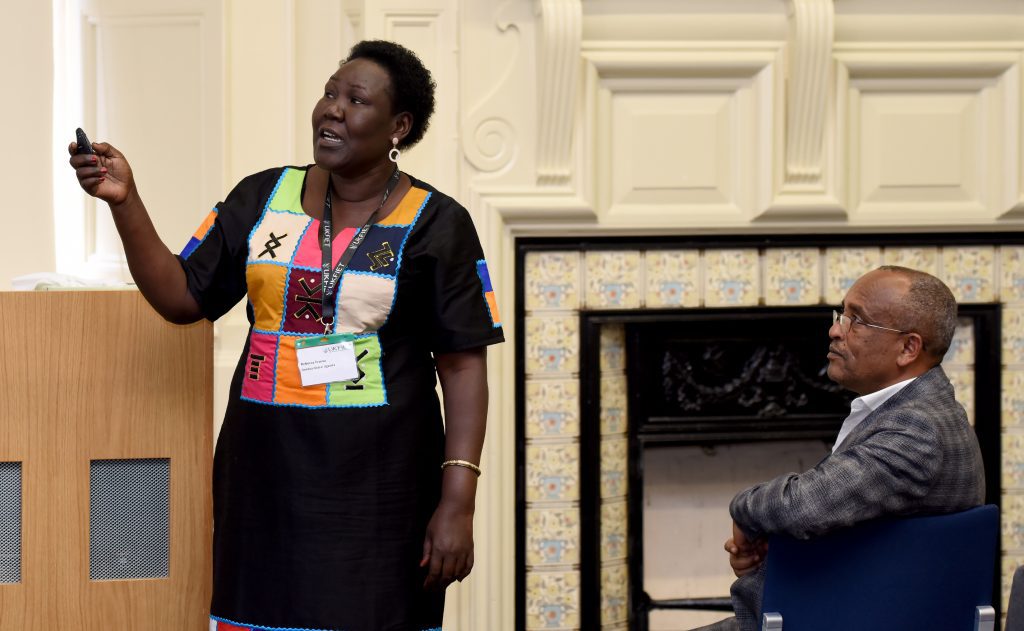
top-left (320, 167), bottom-right (400, 332)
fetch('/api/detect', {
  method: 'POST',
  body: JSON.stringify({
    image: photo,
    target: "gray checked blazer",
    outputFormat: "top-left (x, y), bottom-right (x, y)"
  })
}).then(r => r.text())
top-left (724, 365), bottom-right (985, 631)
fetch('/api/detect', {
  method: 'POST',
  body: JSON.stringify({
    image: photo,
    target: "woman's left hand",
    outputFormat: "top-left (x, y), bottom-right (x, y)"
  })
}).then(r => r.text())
top-left (421, 499), bottom-right (475, 590)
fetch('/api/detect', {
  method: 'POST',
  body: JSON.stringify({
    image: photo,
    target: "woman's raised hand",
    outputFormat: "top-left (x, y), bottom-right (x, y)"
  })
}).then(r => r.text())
top-left (68, 139), bottom-right (136, 206)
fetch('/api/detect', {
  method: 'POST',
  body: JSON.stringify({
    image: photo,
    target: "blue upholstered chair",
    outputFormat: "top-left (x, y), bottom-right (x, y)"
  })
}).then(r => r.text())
top-left (759, 505), bottom-right (999, 631)
top-left (1005, 564), bottom-right (1024, 631)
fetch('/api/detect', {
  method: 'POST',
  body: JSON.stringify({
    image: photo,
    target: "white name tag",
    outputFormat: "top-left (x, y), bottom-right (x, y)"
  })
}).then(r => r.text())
top-left (294, 334), bottom-right (359, 387)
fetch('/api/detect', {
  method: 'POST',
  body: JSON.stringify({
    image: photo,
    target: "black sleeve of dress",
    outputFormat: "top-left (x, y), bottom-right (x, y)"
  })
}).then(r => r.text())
top-left (175, 169), bottom-right (277, 322)
top-left (417, 195), bottom-right (505, 354)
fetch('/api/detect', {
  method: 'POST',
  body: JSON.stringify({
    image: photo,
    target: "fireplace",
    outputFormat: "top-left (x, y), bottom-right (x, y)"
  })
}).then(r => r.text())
top-left (517, 234), bottom-right (1016, 631)
top-left (624, 306), bottom-right (999, 629)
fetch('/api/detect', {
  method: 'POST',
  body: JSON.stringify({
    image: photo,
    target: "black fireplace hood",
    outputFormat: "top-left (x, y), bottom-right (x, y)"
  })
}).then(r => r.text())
top-left (628, 307), bottom-right (854, 445)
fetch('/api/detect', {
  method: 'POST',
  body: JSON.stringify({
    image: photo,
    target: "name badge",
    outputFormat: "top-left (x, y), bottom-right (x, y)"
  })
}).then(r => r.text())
top-left (294, 334), bottom-right (359, 387)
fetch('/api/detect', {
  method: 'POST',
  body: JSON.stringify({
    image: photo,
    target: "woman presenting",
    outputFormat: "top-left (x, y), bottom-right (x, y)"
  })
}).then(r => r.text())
top-left (69, 40), bottom-right (503, 631)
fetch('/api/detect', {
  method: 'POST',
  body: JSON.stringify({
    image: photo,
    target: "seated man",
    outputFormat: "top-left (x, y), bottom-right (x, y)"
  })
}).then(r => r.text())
top-left (702, 266), bottom-right (985, 631)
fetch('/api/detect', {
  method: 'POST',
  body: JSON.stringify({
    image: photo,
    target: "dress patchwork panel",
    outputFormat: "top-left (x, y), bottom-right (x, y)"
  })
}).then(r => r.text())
top-left (182, 208), bottom-right (218, 259)
top-left (180, 166), bottom-right (504, 631)
top-left (240, 332), bottom-right (278, 402)
top-left (272, 335), bottom-right (329, 406)
top-left (248, 211), bottom-right (305, 264)
top-left (336, 272), bottom-right (398, 334)
top-left (246, 264), bottom-right (288, 331)
top-left (325, 334), bottom-right (387, 407)
top-left (281, 269), bottom-right (326, 334)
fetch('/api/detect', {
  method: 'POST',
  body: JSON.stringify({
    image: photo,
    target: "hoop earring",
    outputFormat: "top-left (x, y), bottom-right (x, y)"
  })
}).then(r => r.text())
top-left (388, 137), bottom-right (401, 163)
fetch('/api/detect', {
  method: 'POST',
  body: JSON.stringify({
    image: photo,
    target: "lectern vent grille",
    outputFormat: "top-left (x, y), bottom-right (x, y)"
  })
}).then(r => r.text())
top-left (0, 462), bottom-right (21, 583)
top-left (89, 458), bottom-right (170, 580)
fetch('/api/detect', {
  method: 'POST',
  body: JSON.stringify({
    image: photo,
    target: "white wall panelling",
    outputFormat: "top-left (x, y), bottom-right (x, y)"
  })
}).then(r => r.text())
top-left (583, 44), bottom-right (781, 227)
top-left (77, 1), bottom-right (224, 281)
top-left (835, 46), bottom-right (1022, 224)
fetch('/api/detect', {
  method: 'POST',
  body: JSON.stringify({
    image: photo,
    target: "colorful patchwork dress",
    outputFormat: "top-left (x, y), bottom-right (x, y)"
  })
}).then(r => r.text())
top-left (177, 166), bottom-right (504, 631)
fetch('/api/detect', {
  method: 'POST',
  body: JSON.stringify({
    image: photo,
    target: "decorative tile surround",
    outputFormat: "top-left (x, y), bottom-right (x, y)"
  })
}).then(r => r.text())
top-left (522, 245), bottom-right (1024, 630)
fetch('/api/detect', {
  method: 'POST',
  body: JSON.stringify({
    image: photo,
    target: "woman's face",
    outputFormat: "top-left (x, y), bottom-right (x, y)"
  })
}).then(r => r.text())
top-left (312, 58), bottom-right (398, 174)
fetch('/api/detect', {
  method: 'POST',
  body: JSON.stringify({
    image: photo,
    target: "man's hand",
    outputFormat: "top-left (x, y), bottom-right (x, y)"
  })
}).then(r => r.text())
top-left (724, 521), bottom-right (768, 578)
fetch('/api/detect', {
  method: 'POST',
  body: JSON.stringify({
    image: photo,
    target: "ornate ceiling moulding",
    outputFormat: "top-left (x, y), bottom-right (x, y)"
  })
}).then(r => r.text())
top-left (536, 0), bottom-right (581, 187)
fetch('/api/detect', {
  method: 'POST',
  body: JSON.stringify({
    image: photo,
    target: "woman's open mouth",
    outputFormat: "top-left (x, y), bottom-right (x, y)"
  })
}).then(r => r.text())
top-left (319, 128), bottom-right (344, 146)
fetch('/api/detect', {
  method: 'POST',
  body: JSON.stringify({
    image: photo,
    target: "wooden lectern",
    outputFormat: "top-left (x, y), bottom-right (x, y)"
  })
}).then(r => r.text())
top-left (0, 290), bottom-right (213, 629)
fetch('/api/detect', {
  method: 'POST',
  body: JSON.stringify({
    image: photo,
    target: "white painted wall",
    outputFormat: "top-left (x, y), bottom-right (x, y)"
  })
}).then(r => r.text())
top-left (1, 1), bottom-right (54, 290)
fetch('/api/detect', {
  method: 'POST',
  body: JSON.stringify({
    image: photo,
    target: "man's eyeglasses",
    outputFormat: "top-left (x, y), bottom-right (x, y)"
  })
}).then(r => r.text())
top-left (832, 309), bottom-right (908, 335)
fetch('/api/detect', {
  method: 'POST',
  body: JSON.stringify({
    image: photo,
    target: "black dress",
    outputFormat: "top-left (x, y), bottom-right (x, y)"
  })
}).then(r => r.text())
top-left (177, 166), bottom-right (504, 631)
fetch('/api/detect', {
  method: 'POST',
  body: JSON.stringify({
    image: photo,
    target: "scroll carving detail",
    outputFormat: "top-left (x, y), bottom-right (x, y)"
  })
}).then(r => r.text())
top-left (786, 0), bottom-right (834, 185)
top-left (536, 0), bottom-right (581, 186)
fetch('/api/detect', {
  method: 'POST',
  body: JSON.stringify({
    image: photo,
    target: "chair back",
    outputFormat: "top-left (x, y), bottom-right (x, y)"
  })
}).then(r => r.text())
top-left (1006, 564), bottom-right (1024, 631)
top-left (760, 504), bottom-right (999, 631)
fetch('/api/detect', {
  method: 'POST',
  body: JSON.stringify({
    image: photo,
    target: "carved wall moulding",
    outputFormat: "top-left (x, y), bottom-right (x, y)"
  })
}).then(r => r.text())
top-left (786, 0), bottom-right (834, 186)
top-left (537, 0), bottom-right (581, 186)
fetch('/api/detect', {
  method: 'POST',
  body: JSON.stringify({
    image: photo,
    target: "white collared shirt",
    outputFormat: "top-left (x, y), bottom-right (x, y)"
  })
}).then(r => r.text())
top-left (831, 377), bottom-right (917, 453)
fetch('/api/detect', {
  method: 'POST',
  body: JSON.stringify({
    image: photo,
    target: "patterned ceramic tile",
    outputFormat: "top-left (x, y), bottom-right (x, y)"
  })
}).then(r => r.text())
top-left (525, 570), bottom-right (581, 630)
top-left (600, 437), bottom-right (628, 499)
top-left (526, 442), bottom-right (580, 503)
top-left (600, 562), bottom-right (629, 625)
top-left (941, 319), bottom-right (974, 367)
top-left (764, 248), bottom-right (821, 306)
top-left (600, 376), bottom-right (628, 436)
top-left (525, 251), bottom-right (582, 311)
top-left (1002, 493), bottom-right (1024, 552)
top-left (601, 500), bottom-right (628, 562)
top-left (600, 324), bottom-right (627, 373)
top-left (525, 315), bottom-right (580, 375)
top-left (645, 250), bottom-right (701, 308)
top-left (1003, 369), bottom-right (1024, 428)
top-left (940, 246), bottom-right (996, 303)
top-left (945, 369), bottom-right (974, 426)
top-left (1004, 309), bottom-right (1024, 365)
top-left (703, 249), bottom-right (760, 307)
top-left (824, 247), bottom-right (882, 305)
top-left (525, 380), bottom-right (581, 439)
top-left (1004, 433), bottom-right (1024, 491)
top-left (526, 507), bottom-right (581, 566)
top-left (585, 251), bottom-right (643, 310)
top-left (881, 247), bottom-right (939, 276)
top-left (1002, 246), bottom-right (1024, 303)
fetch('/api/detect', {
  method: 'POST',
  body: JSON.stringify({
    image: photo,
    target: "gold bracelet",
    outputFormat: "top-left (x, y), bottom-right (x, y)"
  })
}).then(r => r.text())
top-left (441, 459), bottom-right (482, 477)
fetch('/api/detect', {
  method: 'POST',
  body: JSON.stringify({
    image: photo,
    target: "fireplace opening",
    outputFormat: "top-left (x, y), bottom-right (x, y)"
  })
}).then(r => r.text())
top-left (641, 441), bottom-right (830, 630)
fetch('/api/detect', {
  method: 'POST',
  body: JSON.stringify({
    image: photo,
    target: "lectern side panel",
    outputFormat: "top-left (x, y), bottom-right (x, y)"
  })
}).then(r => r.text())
top-left (0, 291), bottom-right (213, 631)
top-left (0, 292), bottom-right (63, 630)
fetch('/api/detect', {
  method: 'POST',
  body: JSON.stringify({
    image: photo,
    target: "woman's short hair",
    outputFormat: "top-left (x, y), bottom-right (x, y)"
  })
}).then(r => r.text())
top-left (345, 40), bottom-right (436, 150)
